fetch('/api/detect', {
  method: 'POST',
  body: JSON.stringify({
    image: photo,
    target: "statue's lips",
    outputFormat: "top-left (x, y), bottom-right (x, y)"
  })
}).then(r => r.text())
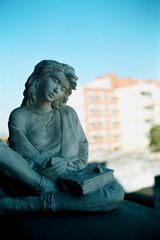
top-left (48, 92), bottom-right (56, 98)
top-left (71, 82), bottom-right (77, 89)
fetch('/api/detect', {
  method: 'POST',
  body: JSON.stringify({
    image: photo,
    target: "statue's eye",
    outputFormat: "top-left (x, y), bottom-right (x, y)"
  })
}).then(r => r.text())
top-left (54, 79), bottom-right (59, 84)
top-left (61, 86), bottom-right (66, 91)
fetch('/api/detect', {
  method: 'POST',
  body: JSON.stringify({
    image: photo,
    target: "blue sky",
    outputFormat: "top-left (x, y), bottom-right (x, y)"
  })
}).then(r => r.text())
top-left (0, 0), bottom-right (160, 134)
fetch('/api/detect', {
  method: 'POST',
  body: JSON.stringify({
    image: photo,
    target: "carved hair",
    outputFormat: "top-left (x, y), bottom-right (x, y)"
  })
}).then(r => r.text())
top-left (62, 63), bottom-right (78, 98)
top-left (21, 60), bottom-right (72, 108)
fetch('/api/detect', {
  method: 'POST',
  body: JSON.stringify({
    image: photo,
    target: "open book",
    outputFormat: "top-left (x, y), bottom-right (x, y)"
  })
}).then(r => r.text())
top-left (57, 163), bottom-right (114, 195)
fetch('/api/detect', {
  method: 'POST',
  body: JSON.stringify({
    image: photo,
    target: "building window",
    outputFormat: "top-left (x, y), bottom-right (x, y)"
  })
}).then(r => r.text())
top-left (140, 91), bottom-right (152, 97)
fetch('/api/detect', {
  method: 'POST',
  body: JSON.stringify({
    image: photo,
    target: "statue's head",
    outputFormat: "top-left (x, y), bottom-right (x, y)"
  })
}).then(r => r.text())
top-left (21, 60), bottom-right (78, 108)
top-left (62, 63), bottom-right (78, 90)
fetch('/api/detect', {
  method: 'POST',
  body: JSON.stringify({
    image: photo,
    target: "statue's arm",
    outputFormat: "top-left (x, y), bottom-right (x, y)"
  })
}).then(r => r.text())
top-left (66, 111), bottom-right (88, 171)
top-left (8, 124), bottom-right (42, 169)
top-left (41, 108), bottom-right (88, 175)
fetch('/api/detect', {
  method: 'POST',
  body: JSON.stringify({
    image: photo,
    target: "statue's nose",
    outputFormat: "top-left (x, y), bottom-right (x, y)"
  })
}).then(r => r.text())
top-left (54, 85), bottom-right (60, 93)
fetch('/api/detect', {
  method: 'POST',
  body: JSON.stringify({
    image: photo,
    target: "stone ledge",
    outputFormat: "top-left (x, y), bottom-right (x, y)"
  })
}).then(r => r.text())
top-left (0, 200), bottom-right (160, 240)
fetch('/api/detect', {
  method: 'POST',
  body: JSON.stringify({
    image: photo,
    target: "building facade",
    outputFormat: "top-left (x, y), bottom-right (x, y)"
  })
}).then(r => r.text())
top-left (68, 74), bottom-right (160, 155)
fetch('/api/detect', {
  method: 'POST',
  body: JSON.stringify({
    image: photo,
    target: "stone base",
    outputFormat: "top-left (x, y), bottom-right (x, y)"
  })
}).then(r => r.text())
top-left (0, 200), bottom-right (160, 240)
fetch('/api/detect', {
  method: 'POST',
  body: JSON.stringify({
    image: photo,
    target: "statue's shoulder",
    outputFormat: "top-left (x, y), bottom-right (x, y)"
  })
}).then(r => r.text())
top-left (60, 105), bottom-right (77, 116)
top-left (9, 106), bottom-right (29, 127)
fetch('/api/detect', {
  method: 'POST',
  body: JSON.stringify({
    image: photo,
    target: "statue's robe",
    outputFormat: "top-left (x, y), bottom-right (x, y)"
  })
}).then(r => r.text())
top-left (8, 105), bottom-right (88, 172)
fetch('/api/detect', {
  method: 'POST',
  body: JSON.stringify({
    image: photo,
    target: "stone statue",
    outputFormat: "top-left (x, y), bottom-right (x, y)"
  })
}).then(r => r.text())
top-left (0, 139), bottom-right (57, 196)
top-left (0, 60), bottom-right (124, 214)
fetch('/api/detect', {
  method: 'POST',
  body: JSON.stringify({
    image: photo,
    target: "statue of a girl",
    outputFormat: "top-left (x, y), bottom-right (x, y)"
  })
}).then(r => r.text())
top-left (0, 60), bottom-right (124, 214)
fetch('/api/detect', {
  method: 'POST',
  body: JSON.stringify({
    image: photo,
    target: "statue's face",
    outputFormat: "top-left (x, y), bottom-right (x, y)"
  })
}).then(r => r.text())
top-left (65, 68), bottom-right (78, 90)
top-left (37, 71), bottom-right (68, 103)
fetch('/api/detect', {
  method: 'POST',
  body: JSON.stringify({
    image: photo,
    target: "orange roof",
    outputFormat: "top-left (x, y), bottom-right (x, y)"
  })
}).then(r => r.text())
top-left (96, 74), bottom-right (138, 88)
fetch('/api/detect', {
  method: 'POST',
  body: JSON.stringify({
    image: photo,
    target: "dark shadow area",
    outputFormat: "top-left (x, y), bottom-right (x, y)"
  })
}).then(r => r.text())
top-left (0, 200), bottom-right (160, 240)
top-left (125, 186), bottom-right (154, 208)
top-left (125, 175), bottom-right (160, 211)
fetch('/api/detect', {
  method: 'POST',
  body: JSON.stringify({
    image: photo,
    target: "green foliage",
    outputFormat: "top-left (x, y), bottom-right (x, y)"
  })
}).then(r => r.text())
top-left (148, 125), bottom-right (160, 152)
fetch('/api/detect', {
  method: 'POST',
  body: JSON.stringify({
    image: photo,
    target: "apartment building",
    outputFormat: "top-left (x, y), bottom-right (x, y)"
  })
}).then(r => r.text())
top-left (68, 74), bottom-right (160, 154)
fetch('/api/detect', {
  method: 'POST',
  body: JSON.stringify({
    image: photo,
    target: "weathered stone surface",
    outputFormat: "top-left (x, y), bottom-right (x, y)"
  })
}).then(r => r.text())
top-left (0, 60), bottom-right (124, 213)
top-left (57, 163), bottom-right (114, 195)
top-left (0, 200), bottom-right (159, 240)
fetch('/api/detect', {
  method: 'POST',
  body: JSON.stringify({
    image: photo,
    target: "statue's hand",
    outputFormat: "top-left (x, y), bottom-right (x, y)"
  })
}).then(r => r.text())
top-left (66, 162), bottom-right (79, 171)
top-left (39, 157), bottom-right (67, 180)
